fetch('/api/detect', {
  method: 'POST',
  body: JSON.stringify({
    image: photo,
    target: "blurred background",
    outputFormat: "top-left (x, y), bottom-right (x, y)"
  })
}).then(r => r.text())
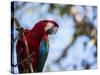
top-left (11, 1), bottom-right (97, 73)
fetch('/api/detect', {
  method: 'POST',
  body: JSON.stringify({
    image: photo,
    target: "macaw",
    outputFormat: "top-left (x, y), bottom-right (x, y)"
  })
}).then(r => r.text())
top-left (16, 20), bottom-right (59, 73)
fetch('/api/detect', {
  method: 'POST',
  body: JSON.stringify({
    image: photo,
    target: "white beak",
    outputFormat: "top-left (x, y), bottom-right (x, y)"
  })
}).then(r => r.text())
top-left (51, 26), bottom-right (58, 35)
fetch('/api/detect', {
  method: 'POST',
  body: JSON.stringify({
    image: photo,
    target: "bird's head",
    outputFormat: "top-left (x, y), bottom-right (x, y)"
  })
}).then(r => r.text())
top-left (31, 20), bottom-right (59, 37)
top-left (44, 21), bottom-right (59, 35)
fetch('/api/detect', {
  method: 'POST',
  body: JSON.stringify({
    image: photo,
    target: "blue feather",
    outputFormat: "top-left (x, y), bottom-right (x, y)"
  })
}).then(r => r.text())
top-left (37, 39), bottom-right (49, 72)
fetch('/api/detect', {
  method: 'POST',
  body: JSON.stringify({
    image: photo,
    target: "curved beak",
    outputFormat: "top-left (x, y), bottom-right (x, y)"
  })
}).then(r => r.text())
top-left (47, 26), bottom-right (58, 35)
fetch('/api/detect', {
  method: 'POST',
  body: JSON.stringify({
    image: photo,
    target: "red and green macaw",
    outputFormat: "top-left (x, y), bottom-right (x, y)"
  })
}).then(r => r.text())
top-left (16, 20), bottom-right (59, 73)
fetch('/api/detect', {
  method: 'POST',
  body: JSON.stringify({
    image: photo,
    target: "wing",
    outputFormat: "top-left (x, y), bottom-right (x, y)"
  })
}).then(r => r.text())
top-left (37, 39), bottom-right (49, 72)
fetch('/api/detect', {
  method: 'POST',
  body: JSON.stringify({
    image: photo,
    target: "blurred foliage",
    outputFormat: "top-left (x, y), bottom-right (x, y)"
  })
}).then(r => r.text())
top-left (47, 3), bottom-right (97, 70)
top-left (48, 4), bottom-right (73, 15)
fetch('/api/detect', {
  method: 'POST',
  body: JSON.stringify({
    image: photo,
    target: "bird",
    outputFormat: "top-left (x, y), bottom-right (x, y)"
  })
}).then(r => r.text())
top-left (16, 20), bottom-right (59, 73)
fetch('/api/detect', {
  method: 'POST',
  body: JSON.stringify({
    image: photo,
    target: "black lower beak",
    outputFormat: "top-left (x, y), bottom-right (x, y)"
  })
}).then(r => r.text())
top-left (47, 28), bottom-right (53, 34)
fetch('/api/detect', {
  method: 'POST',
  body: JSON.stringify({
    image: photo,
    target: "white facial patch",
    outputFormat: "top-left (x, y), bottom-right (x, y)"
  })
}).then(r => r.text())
top-left (44, 22), bottom-right (54, 32)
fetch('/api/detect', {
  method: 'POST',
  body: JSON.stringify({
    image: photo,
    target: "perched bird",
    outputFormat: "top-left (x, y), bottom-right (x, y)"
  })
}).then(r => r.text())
top-left (16, 20), bottom-right (59, 73)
